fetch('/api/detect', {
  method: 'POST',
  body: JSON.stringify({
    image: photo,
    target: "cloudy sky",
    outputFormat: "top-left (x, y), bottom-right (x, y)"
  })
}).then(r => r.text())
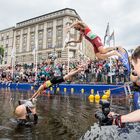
top-left (0, 0), bottom-right (140, 49)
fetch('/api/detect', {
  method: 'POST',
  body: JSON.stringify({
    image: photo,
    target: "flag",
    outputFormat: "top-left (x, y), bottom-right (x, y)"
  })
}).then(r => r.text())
top-left (118, 48), bottom-right (131, 74)
top-left (104, 23), bottom-right (110, 45)
top-left (110, 31), bottom-right (115, 41)
top-left (107, 31), bottom-right (115, 46)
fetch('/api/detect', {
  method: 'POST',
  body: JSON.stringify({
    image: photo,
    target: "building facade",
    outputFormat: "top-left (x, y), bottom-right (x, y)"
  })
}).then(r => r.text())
top-left (0, 27), bottom-right (15, 66)
top-left (0, 8), bottom-right (95, 67)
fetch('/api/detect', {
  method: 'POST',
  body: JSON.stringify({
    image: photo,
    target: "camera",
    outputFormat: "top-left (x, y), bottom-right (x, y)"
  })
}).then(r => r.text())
top-left (95, 100), bottom-right (113, 126)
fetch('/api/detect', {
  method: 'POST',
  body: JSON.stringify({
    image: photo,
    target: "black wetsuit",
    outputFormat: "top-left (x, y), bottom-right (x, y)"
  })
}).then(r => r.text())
top-left (17, 100), bottom-right (38, 127)
top-left (50, 76), bottom-right (65, 85)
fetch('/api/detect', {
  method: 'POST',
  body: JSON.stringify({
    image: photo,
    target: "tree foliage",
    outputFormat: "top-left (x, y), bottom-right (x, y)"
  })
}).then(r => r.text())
top-left (0, 45), bottom-right (4, 57)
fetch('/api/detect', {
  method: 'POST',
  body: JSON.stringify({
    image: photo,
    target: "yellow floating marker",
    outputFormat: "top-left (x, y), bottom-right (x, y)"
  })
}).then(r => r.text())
top-left (50, 87), bottom-right (53, 91)
top-left (64, 88), bottom-right (67, 92)
top-left (88, 94), bottom-right (94, 100)
top-left (105, 89), bottom-right (111, 98)
top-left (95, 94), bottom-right (100, 100)
top-left (95, 99), bottom-right (100, 103)
top-left (89, 98), bottom-right (94, 103)
top-left (71, 88), bottom-right (74, 93)
top-left (102, 94), bottom-right (108, 100)
top-left (56, 87), bottom-right (60, 92)
top-left (81, 88), bottom-right (84, 94)
top-left (91, 89), bottom-right (94, 94)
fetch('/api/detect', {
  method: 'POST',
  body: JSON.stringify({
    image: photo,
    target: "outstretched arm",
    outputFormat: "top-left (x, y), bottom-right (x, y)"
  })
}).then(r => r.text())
top-left (121, 110), bottom-right (140, 123)
top-left (63, 64), bottom-right (84, 81)
top-left (108, 109), bottom-right (140, 128)
top-left (66, 33), bottom-right (83, 45)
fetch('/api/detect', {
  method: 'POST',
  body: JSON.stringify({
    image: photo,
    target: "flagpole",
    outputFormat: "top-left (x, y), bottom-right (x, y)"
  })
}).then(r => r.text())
top-left (11, 57), bottom-right (14, 79)
top-left (11, 47), bottom-right (15, 80)
top-left (104, 22), bottom-right (112, 84)
top-left (35, 35), bottom-right (38, 81)
top-left (67, 31), bottom-right (70, 73)
top-left (113, 31), bottom-right (115, 47)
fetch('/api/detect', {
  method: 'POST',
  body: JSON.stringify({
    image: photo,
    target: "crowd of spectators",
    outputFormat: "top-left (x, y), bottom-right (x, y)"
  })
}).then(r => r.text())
top-left (0, 58), bottom-right (130, 85)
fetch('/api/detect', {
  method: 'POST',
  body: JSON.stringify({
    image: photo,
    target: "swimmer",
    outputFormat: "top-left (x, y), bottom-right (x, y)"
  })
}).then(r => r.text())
top-left (66, 20), bottom-right (123, 60)
top-left (30, 64), bottom-right (85, 99)
top-left (14, 99), bottom-right (38, 127)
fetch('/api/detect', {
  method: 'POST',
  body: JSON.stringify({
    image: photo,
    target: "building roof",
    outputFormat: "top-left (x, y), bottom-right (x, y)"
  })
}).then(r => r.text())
top-left (16, 8), bottom-right (80, 27)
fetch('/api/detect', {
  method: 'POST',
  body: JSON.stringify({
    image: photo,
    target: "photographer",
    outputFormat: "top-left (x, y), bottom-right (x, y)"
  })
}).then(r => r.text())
top-left (96, 46), bottom-right (140, 128)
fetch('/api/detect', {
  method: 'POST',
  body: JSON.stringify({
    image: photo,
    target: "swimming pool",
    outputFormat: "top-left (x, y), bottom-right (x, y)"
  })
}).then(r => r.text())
top-left (0, 88), bottom-right (139, 140)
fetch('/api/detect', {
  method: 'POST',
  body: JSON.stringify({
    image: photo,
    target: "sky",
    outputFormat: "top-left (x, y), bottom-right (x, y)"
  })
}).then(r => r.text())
top-left (0, 0), bottom-right (140, 50)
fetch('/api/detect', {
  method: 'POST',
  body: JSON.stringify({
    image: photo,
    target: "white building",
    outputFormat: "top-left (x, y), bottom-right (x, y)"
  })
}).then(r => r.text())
top-left (0, 27), bottom-right (15, 66)
top-left (0, 8), bottom-right (95, 67)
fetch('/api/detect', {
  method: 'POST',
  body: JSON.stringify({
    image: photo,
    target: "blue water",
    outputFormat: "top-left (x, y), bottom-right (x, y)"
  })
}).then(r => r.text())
top-left (0, 88), bottom-right (139, 140)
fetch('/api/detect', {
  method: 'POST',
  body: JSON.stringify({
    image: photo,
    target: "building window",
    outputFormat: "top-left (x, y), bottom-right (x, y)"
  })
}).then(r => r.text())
top-left (57, 19), bottom-right (63, 26)
top-left (23, 35), bottom-right (27, 42)
top-left (38, 31), bottom-right (43, 39)
top-left (1, 34), bottom-right (4, 41)
top-left (38, 39), bottom-right (43, 49)
top-left (23, 28), bottom-right (28, 34)
top-left (6, 35), bottom-right (9, 39)
top-left (6, 44), bottom-right (8, 48)
top-left (16, 45), bottom-right (20, 53)
top-left (16, 36), bottom-right (20, 53)
top-left (47, 40), bottom-right (52, 48)
top-left (56, 26), bottom-right (63, 36)
top-left (69, 50), bottom-right (76, 58)
top-left (16, 30), bottom-right (21, 36)
top-left (6, 40), bottom-right (9, 44)
top-left (47, 28), bottom-right (53, 38)
top-left (38, 24), bottom-right (44, 30)
top-left (47, 28), bottom-right (53, 48)
top-left (16, 36), bottom-right (20, 45)
top-left (22, 35), bottom-right (27, 52)
top-left (4, 61), bottom-right (7, 64)
top-left (30, 26), bottom-right (35, 32)
top-left (56, 38), bottom-right (62, 47)
top-left (57, 51), bottom-right (61, 58)
top-left (56, 26), bottom-right (63, 47)
top-left (38, 31), bottom-right (43, 50)
top-left (47, 21), bottom-right (53, 28)
top-left (5, 51), bottom-right (8, 57)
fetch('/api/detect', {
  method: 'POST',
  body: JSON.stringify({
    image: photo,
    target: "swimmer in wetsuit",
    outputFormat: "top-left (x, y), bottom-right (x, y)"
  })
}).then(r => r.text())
top-left (30, 64), bottom-right (84, 99)
top-left (14, 99), bottom-right (38, 127)
top-left (66, 20), bottom-right (123, 60)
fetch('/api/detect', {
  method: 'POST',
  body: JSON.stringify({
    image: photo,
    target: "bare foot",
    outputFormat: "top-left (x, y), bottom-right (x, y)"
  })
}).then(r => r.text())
top-left (117, 46), bottom-right (126, 54)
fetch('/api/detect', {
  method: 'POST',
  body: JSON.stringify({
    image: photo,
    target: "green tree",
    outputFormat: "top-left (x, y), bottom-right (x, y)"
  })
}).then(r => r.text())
top-left (0, 45), bottom-right (4, 64)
